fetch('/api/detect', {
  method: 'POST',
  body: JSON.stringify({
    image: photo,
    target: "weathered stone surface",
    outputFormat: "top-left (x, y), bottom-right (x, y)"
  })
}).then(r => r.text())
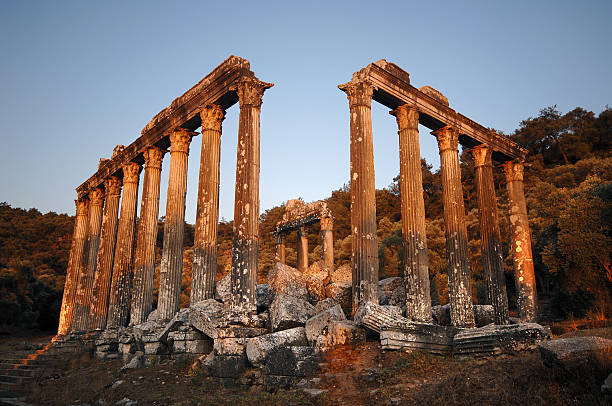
top-left (246, 327), bottom-right (308, 367)
top-left (121, 352), bottom-right (144, 370)
top-left (454, 323), bottom-right (551, 357)
top-left (387, 284), bottom-right (406, 308)
top-left (330, 264), bottom-right (351, 284)
top-left (206, 354), bottom-right (248, 378)
top-left (144, 341), bottom-right (168, 355)
top-left (380, 323), bottom-right (457, 355)
top-left (269, 293), bottom-right (315, 332)
top-left (313, 298), bottom-right (338, 315)
top-left (256, 284), bottom-right (273, 309)
top-left (354, 302), bottom-right (404, 332)
top-left (214, 337), bottom-right (248, 356)
top-left (215, 274), bottom-right (231, 303)
top-left (305, 305), bottom-right (346, 345)
top-left (187, 299), bottom-right (224, 338)
top-left (156, 308), bottom-right (190, 343)
top-left (539, 336), bottom-right (612, 369)
top-left (432, 304), bottom-right (494, 327)
top-left (304, 274), bottom-right (326, 304)
top-left (316, 320), bottom-right (366, 349)
top-left (267, 262), bottom-right (309, 299)
top-left (264, 346), bottom-right (321, 377)
top-left (378, 277), bottom-right (403, 305)
top-left (325, 282), bottom-right (351, 310)
top-left (418, 85), bottom-right (449, 106)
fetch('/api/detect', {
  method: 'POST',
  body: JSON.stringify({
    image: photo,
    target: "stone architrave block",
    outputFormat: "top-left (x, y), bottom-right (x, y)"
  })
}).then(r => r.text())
top-left (380, 323), bottom-right (457, 355)
top-left (246, 327), bottom-right (308, 367)
top-left (270, 293), bottom-right (315, 332)
top-left (454, 323), bottom-right (551, 357)
top-left (305, 305), bottom-right (346, 345)
top-left (539, 336), bottom-right (612, 369)
top-left (267, 262), bottom-right (309, 299)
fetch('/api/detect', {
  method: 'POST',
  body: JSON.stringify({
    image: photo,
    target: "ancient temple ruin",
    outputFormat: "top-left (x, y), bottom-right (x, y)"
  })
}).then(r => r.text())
top-left (273, 199), bottom-right (334, 272)
top-left (52, 57), bottom-right (548, 388)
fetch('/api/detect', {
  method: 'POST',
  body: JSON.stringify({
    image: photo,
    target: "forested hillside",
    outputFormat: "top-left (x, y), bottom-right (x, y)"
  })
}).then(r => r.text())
top-left (1, 106), bottom-right (610, 330)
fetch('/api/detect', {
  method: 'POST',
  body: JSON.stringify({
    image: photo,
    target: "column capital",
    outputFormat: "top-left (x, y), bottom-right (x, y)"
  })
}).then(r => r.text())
top-left (112, 145), bottom-right (126, 159)
top-left (390, 104), bottom-right (419, 131)
top-left (472, 145), bottom-right (493, 168)
top-left (320, 216), bottom-right (334, 231)
top-left (104, 176), bottom-right (122, 197)
top-left (339, 80), bottom-right (374, 108)
top-left (432, 126), bottom-right (459, 152)
top-left (503, 160), bottom-right (524, 183)
top-left (143, 147), bottom-right (165, 169)
top-left (236, 77), bottom-right (274, 109)
top-left (199, 105), bottom-right (225, 132)
top-left (75, 198), bottom-right (89, 217)
top-left (122, 162), bottom-right (142, 184)
top-left (169, 128), bottom-right (195, 154)
top-left (89, 187), bottom-right (105, 206)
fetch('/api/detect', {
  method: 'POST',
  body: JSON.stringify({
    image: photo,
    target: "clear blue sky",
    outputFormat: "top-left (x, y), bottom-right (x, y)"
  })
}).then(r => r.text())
top-left (1, 0), bottom-right (610, 222)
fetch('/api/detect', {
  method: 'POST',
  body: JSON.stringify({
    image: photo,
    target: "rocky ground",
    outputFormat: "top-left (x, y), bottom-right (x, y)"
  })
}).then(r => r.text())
top-left (12, 327), bottom-right (611, 406)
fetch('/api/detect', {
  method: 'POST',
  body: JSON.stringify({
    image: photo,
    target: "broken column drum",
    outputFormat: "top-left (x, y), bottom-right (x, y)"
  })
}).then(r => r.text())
top-left (72, 186), bottom-right (105, 332)
top-left (57, 198), bottom-right (89, 335)
top-left (391, 104), bottom-right (432, 323)
top-left (504, 160), bottom-right (537, 322)
top-left (106, 162), bottom-right (141, 328)
top-left (191, 105), bottom-right (225, 303)
top-left (129, 147), bottom-right (165, 325)
top-left (433, 126), bottom-right (475, 328)
top-left (89, 176), bottom-right (122, 330)
top-left (473, 146), bottom-right (510, 325)
top-left (231, 77), bottom-right (273, 312)
top-left (320, 216), bottom-right (334, 271)
top-left (340, 80), bottom-right (379, 313)
top-left (157, 129), bottom-right (194, 321)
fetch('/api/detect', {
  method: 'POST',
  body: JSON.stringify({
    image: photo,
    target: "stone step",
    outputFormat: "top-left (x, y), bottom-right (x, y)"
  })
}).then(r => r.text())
top-left (0, 369), bottom-right (37, 378)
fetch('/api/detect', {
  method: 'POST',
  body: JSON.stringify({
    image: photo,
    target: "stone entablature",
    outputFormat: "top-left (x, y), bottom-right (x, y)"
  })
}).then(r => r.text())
top-left (343, 59), bottom-right (528, 161)
top-left (275, 199), bottom-right (332, 233)
top-left (76, 55), bottom-right (256, 198)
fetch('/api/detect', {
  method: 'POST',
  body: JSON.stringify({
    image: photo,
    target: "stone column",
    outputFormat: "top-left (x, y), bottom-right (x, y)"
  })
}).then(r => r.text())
top-left (72, 187), bottom-right (105, 332)
top-left (320, 217), bottom-right (334, 272)
top-left (391, 104), bottom-right (432, 322)
top-left (231, 77), bottom-right (273, 312)
top-left (275, 233), bottom-right (286, 264)
top-left (297, 226), bottom-right (309, 272)
top-left (473, 146), bottom-right (510, 325)
top-left (191, 105), bottom-right (225, 303)
top-left (129, 147), bottom-right (165, 325)
top-left (57, 198), bottom-right (89, 335)
top-left (432, 126), bottom-right (475, 327)
top-left (157, 129), bottom-right (194, 321)
top-left (503, 160), bottom-right (537, 322)
top-left (106, 162), bottom-right (141, 328)
top-left (89, 176), bottom-right (122, 330)
top-left (339, 79), bottom-right (379, 313)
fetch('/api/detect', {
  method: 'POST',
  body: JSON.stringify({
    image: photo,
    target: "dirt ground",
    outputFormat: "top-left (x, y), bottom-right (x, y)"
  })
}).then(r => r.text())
top-left (7, 327), bottom-right (612, 406)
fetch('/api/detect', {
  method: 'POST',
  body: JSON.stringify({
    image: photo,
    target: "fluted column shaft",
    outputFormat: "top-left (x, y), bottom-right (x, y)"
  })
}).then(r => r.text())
top-left (158, 129), bottom-right (194, 320)
top-left (231, 77), bottom-right (273, 312)
top-left (504, 160), bottom-right (537, 322)
top-left (73, 187), bottom-right (105, 332)
top-left (433, 126), bottom-right (475, 327)
top-left (89, 177), bottom-right (122, 330)
top-left (57, 198), bottom-right (89, 335)
top-left (341, 80), bottom-right (379, 313)
top-left (320, 217), bottom-right (334, 272)
top-left (297, 226), bottom-right (309, 272)
top-left (275, 233), bottom-right (286, 264)
top-left (473, 147), bottom-right (510, 325)
top-left (192, 105), bottom-right (225, 303)
top-left (106, 162), bottom-right (141, 328)
top-left (129, 148), bottom-right (165, 325)
top-left (391, 105), bottom-right (432, 322)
